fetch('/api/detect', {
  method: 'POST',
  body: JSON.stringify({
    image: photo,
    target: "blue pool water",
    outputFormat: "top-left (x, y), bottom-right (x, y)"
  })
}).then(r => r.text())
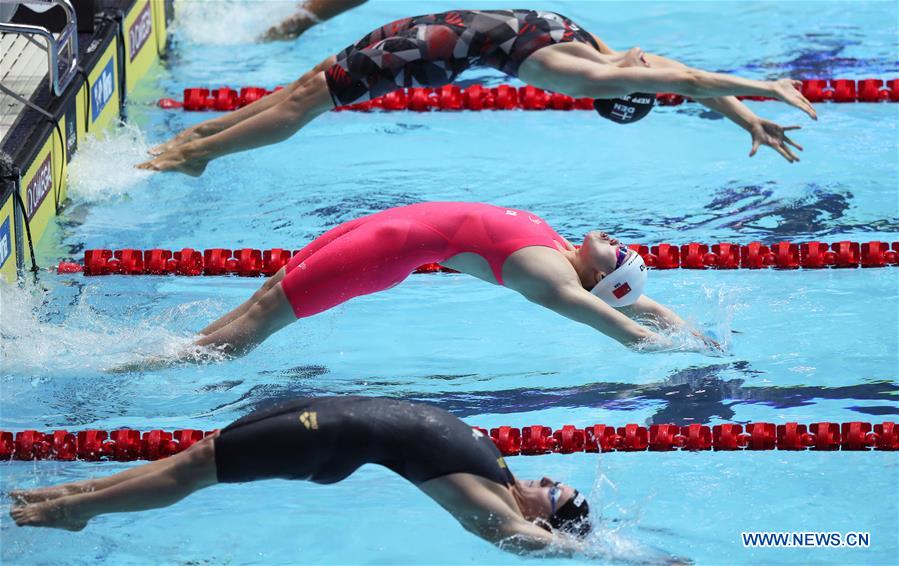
top-left (2, 0), bottom-right (898, 564)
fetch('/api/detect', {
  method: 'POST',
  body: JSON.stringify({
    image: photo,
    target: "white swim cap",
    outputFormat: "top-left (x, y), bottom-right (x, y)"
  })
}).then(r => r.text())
top-left (590, 249), bottom-right (647, 307)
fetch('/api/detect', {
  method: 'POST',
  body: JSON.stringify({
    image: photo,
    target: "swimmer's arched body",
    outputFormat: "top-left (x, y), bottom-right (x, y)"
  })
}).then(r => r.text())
top-left (124, 202), bottom-right (718, 370)
top-left (11, 396), bottom-right (592, 555)
top-left (140, 9), bottom-right (815, 176)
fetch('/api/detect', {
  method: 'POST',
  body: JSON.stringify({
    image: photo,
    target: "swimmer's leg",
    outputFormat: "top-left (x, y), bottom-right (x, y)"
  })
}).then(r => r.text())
top-left (199, 268), bottom-right (287, 336)
top-left (200, 216), bottom-right (366, 336)
top-left (112, 283), bottom-right (294, 370)
top-left (10, 436), bottom-right (216, 504)
top-left (197, 216), bottom-right (421, 357)
top-left (138, 72), bottom-right (334, 176)
top-left (10, 435), bottom-right (218, 531)
top-left (195, 281), bottom-right (296, 357)
top-left (150, 56), bottom-right (337, 156)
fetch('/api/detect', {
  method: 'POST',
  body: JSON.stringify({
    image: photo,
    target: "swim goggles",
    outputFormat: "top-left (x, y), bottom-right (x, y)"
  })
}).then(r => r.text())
top-left (549, 481), bottom-right (563, 514)
top-left (615, 244), bottom-right (629, 270)
top-left (548, 488), bottom-right (592, 536)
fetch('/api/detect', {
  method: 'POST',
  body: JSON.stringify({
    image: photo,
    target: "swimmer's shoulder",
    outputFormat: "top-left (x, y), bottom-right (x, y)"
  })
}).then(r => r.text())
top-left (503, 246), bottom-right (579, 300)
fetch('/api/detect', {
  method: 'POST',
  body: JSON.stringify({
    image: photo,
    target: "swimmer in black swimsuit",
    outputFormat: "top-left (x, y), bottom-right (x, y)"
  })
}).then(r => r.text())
top-left (10, 397), bottom-right (592, 555)
top-left (139, 9), bottom-right (816, 176)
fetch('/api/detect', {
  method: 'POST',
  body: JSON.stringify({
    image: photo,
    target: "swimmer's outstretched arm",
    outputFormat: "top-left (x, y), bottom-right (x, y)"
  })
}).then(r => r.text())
top-left (455, 485), bottom-right (585, 556)
top-left (590, 68), bottom-right (815, 120)
top-left (619, 295), bottom-right (687, 330)
top-left (620, 296), bottom-right (723, 353)
top-left (260, 0), bottom-right (367, 42)
top-left (492, 519), bottom-right (586, 556)
top-left (642, 53), bottom-right (805, 163)
top-left (527, 283), bottom-right (669, 352)
top-left (528, 49), bottom-right (816, 120)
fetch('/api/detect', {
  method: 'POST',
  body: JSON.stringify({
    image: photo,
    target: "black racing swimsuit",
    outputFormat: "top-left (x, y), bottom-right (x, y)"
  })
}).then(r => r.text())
top-left (215, 396), bottom-right (514, 486)
top-left (324, 9), bottom-right (600, 106)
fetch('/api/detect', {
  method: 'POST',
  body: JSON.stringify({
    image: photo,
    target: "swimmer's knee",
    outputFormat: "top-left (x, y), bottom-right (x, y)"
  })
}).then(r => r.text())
top-left (313, 55), bottom-right (338, 74)
top-left (258, 273), bottom-right (281, 294)
top-left (190, 435), bottom-right (217, 462)
top-left (283, 86), bottom-right (310, 111)
top-left (280, 74), bottom-right (332, 117)
top-left (247, 277), bottom-right (277, 304)
top-left (245, 287), bottom-right (294, 330)
top-left (286, 74), bottom-right (328, 103)
top-left (249, 286), bottom-right (268, 302)
top-left (174, 435), bottom-right (217, 478)
top-left (244, 299), bottom-right (272, 326)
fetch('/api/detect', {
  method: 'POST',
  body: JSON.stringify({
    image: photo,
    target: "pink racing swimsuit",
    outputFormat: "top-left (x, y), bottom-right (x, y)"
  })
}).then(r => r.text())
top-left (281, 202), bottom-right (566, 318)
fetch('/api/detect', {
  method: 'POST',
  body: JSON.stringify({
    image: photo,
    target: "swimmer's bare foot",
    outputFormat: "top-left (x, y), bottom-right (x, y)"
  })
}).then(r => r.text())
top-left (10, 482), bottom-right (89, 504)
top-left (149, 127), bottom-right (203, 156)
top-left (10, 500), bottom-right (88, 531)
top-left (136, 149), bottom-right (208, 177)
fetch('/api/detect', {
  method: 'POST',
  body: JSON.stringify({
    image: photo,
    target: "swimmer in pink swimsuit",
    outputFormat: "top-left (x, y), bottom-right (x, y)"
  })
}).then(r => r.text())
top-left (131, 201), bottom-right (719, 368)
top-left (279, 202), bottom-right (567, 318)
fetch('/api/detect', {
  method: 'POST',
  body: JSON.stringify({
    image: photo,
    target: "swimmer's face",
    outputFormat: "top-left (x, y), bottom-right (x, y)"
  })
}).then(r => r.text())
top-left (581, 231), bottom-right (623, 287)
top-left (520, 477), bottom-right (577, 522)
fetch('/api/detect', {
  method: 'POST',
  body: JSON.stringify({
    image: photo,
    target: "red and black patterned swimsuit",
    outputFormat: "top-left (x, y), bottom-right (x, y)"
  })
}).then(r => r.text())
top-left (325, 9), bottom-right (599, 106)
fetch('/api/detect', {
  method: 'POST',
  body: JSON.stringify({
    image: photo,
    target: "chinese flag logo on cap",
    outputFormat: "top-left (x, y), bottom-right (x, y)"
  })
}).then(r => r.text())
top-left (612, 283), bottom-right (632, 299)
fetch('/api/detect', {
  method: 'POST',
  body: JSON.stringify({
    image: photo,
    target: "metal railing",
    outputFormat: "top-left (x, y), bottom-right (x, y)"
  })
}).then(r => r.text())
top-left (0, 0), bottom-right (78, 96)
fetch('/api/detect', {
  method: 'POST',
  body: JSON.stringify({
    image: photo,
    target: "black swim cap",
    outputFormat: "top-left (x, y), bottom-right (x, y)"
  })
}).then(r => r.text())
top-left (594, 92), bottom-right (656, 124)
top-left (549, 490), bottom-right (592, 537)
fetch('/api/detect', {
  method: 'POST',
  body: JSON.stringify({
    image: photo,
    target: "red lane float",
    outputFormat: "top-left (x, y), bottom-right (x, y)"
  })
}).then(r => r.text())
top-left (57, 241), bottom-right (899, 276)
top-left (2, 421), bottom-right (896, 461)
top-left (0, 429), bottom-right (217, 461)
top-left (69, 248), bottom-right (456, 276)
top-left (157, 79), bottom-right (899, 112)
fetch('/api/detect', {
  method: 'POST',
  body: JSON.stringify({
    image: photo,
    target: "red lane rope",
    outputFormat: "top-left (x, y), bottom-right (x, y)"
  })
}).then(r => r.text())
top-left (157, 80), bottom-right (899, 112)
top-left (55, 241), bottom-right (899, 277)
top-left (2, 421), bottom-right (896, 461)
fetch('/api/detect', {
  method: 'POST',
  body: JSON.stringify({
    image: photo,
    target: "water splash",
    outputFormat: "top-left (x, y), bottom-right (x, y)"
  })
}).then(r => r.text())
top-left (500, 469), bottom-right (688, 563)
top-left (0, 281), bottom-right (224, 376)
top-left (67, 123), bottom-right (154, 203)
top-left (632, 282), bottom-right (741, 357)
top-left (171, 0), bottom-right (298, 45)
top-left (575, 465), bottom-right (690, 564)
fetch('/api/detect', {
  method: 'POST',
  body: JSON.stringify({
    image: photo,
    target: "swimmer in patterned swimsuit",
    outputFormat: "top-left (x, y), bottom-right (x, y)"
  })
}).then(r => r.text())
top-left (140, 9), bottom-right (816, 176)
top-left (11, 397), bottom-right (593, 555)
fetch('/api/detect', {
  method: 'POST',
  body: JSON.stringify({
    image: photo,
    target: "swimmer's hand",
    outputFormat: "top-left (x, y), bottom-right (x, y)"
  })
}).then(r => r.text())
top-left (106, 346), bottom-right (229, 373)
top-left (701, 335), bottom-right (726, 355)
top-left (769, 78), bottom-right (817, 120)
top-left (749, 119), bottom-right (803, 163)
top-left (106, 355), bottom-right (183, 374)
top-left (691, 330), bottom-right (728, 357)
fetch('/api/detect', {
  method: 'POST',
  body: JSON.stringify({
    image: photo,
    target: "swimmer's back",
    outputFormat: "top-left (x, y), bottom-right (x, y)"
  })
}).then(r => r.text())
top-left (215, 396), bottom-right (514, 486)
top-left (361, 202), bottom-right (566, 277)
